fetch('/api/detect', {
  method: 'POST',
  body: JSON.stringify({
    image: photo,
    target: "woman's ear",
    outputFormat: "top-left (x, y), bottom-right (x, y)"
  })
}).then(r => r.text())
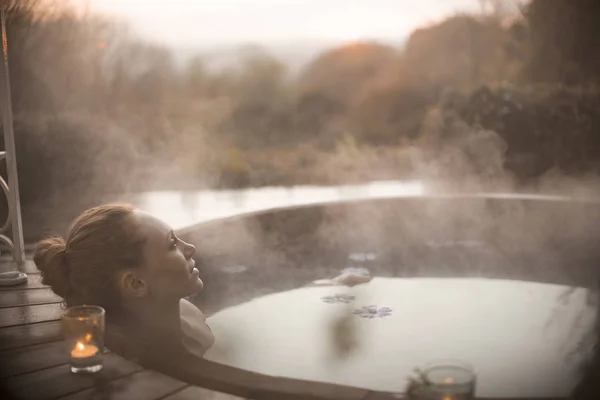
top-left (118, 270), bottom-right (149, 298)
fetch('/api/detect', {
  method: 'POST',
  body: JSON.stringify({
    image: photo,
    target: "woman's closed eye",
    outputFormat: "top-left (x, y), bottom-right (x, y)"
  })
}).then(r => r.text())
top-left (169, 231), bottom-right (178, 249)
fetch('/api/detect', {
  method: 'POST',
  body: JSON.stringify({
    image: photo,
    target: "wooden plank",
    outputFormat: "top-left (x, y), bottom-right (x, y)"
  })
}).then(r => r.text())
top-left (164, 385), bottom-right (244, 400)
top-left (0, 273), bottom-right (44, 291)
top-left (362, 392), bottom-right (405, 400)
top-left (0, 260), bottom-right (39, 274)
top-left (3, 352), bottom-right (142, 400)
top-left (0, 303), bottom-right (62, 328)
top-left (0, 288), bottom-right (61, 308)
top-left (0, 320), bottom-right (62, 351)
top-left (0, 341), bottom-right (113, 380)
top-left (0, 340), bottom-right (67, 379)
top-left (58, 370), bottom-right (187, 400)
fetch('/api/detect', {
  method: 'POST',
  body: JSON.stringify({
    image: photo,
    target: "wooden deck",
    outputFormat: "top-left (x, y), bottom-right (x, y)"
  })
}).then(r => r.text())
top-left (0, 258), bottom-right (245, 400)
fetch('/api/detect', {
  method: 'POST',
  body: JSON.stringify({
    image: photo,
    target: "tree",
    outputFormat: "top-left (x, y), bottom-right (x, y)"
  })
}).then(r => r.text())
top-left (234, 45), bottom-right (288, 103)
top-left (299, 42), bottom-right (401, 107)
top-left (351, 66), bottom-right (435, 145)
top-left (524, 0), bottom-right (600, 84)
top-left (404, 15), bottom-right (516, 89)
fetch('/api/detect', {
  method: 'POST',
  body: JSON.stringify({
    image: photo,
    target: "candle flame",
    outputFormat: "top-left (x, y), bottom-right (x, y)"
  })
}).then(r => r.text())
top-left (443, 396), bottom-right (452, 400)
top-left (76, 342), bottom-right (85, 350)
top-left (85, 333), bottom-right (92, 341)
top-left (443, 377), bottom-right (454, 384)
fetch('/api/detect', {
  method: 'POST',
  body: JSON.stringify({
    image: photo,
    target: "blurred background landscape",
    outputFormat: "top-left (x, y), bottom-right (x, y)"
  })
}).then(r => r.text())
top-left (1, 0), bottom-right (599, 240)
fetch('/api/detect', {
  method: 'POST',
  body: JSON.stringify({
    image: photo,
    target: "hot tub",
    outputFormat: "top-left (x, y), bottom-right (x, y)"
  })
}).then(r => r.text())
top-left (181, 194), bottom-right (600, 398)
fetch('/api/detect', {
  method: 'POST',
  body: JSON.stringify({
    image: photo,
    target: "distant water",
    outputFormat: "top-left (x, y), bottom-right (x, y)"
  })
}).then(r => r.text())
top-left (130, 180), bottom-right (592, 233)
top-left (131, 180), bottom-right (426, 232)
top-left (205, 278), bottom-right (595, 398)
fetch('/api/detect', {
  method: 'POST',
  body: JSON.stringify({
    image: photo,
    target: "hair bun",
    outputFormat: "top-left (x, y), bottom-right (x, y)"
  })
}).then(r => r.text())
top-left (34, 236), bottom-right (71, 300)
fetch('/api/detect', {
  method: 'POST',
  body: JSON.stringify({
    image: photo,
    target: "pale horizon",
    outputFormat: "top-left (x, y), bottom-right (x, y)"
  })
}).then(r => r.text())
top-left (83, 0), bottom-right (486, 49)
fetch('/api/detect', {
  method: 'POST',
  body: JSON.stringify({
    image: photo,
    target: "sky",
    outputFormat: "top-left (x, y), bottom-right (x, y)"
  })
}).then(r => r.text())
top-left (83, 0), bottom-right (484, 48)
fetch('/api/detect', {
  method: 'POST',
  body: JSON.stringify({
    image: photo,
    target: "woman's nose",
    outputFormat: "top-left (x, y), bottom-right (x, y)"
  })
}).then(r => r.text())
top-left (182, 241), bottom-right (196, 259)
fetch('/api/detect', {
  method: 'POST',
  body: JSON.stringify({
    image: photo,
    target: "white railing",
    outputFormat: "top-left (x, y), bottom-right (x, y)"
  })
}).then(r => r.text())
top-left (0, 3), bottom-right (25, 267)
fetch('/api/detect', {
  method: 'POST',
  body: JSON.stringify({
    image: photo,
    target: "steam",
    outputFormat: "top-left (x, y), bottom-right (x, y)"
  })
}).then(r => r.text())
top-left (8, 2), bottom-right (599, 395)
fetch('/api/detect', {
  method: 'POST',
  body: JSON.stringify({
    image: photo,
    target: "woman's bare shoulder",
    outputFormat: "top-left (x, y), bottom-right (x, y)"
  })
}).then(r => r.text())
top-left (105, 321), bottom-right (142, 362)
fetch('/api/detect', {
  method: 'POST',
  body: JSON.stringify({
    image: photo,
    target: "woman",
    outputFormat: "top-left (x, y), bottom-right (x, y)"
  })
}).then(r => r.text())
top-left (35, 203), bottom-right (215, 363)
top-left (35, 203), bottom-right (370, 399)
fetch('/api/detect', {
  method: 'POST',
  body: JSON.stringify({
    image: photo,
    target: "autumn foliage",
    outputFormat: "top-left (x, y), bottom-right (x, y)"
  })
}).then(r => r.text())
top-left (1, 0), bottom-right (600, 237)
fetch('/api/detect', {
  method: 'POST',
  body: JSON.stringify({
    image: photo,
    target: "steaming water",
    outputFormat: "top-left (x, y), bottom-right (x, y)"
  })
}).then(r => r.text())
top-left (205, 278), bottom-right (595, 398)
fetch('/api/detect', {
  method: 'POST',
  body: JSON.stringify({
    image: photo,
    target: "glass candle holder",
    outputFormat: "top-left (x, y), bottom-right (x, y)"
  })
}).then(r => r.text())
top-left (62, 305), bottom-right (105, 374)
top-left (418, 359), bottom-right (476, 400)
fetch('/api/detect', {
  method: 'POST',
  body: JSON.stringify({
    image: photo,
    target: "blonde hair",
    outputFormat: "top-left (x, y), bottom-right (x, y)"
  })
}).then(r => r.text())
top-left (34, 203), bottom-right (145, 309)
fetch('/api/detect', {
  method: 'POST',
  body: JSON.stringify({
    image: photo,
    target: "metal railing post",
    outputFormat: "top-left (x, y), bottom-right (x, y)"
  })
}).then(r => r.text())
top-left (0, 1), bottom-right (25, 267)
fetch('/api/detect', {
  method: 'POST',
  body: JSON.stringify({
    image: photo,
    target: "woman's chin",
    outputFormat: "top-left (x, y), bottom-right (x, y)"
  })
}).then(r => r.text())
top-left (190, 276), bottom-right (204, 293)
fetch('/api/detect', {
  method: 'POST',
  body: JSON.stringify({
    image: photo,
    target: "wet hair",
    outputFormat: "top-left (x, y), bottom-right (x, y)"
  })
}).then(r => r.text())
top-left (34, 203), bottom-right (146, 309)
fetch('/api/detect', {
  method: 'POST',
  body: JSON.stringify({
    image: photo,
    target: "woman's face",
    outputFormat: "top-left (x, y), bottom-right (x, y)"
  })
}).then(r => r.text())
top-left (133, 210), bottom-right (203, 301)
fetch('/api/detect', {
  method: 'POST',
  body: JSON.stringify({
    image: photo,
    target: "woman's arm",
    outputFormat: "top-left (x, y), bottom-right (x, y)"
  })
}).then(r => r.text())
top-left (144, 348), bottom-right (371, 400)
top-left (126, 302), bottom-right (394, 400)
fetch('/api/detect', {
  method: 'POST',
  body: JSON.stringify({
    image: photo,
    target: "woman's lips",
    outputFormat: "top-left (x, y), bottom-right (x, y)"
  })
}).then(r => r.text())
top-left (188, 259), bottom-right (197, 274)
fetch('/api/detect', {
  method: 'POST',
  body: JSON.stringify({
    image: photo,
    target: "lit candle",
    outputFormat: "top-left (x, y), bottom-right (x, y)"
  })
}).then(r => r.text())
top-left (70, 341), bottom-right (99, 358)
top-left (63, 306), bottom-right (105, 374)
top-left (421, 361), bottom-right (476, 400)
